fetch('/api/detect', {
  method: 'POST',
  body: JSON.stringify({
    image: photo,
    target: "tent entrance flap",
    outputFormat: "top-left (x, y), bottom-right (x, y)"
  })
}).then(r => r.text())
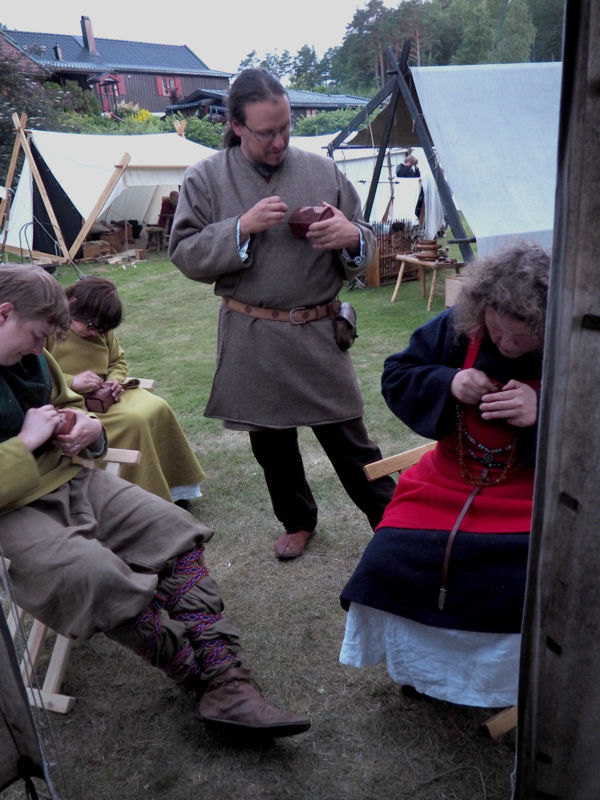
top-left (31, 145), bottom-right (83, 255)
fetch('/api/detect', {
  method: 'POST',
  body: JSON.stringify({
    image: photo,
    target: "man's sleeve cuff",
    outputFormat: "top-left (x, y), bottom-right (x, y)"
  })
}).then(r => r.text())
top-left (341, 227), bottom-right (365, 265)
top-left (236, 219), bottom-right (250, 262)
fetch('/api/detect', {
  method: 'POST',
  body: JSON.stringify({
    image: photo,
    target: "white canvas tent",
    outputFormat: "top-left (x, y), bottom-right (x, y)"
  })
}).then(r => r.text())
top-left (341, 59), bottom-right (561, 259)
top-left (1, 124), bottom-right (216, 261)
top-left (410, 62), bottom-right (561, 257)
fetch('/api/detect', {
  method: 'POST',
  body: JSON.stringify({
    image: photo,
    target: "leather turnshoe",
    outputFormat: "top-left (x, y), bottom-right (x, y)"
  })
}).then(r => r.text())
top-left (273, 529), bottom-right (315, 560)
top-left (196, 667), bottom-right (310, 737)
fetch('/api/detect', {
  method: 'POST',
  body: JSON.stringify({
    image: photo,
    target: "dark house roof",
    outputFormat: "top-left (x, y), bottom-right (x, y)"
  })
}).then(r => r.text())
top-left (287, 90), bottom-right (370, 109)
top-left (167, 87), bottom-right (369, 114)
top-left (166, 88), bottom-right (228, 112)
top-left (2, 27), bottom-right (230, 78)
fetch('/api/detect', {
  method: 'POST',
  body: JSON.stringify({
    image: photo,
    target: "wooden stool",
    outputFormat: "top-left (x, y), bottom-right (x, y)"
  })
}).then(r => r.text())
top-left (145, 226), bottom-right (165, 252)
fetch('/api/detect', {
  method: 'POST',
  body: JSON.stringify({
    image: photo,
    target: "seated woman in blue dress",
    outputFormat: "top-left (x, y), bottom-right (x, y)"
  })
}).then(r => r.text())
top-left (340, 241), bottom-right (549, 708)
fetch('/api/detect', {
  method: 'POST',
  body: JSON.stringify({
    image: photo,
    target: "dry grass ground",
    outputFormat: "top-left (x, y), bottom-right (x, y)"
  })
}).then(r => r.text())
top-left (4, 255), bottom-right (515, 800)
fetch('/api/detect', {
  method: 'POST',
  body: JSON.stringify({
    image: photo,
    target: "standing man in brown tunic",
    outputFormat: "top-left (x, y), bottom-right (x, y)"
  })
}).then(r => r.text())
top-left (169, 69), bottom-right (395, 560)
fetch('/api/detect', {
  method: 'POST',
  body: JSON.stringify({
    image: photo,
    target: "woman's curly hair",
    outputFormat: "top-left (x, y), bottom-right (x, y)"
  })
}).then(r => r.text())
top-left (452, 240), bottom-right (550, 351)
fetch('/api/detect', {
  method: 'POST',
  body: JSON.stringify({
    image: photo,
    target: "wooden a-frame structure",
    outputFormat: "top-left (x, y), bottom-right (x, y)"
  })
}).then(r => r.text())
top-left (326, 42), bottom-right (475, 264)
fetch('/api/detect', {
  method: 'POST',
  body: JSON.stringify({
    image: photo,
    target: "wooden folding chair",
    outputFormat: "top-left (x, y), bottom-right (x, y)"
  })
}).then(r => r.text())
top-left (131, 377), bottom-right (155, 391)
top-left (2, 447), bottom-right (141, 714)
top-left (363, 440), bottom-right (436, 481)
top-left (363, 440), bottom-right (517, 740)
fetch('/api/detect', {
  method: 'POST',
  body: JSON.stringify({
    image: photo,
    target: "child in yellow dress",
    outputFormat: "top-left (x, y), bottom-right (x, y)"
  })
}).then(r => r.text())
top-left (46, 276), bottom-right (205, 504)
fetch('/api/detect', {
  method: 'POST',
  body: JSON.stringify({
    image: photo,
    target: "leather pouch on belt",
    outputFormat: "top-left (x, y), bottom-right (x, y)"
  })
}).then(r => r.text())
top-left (334, 302), bottom-right (358, 350)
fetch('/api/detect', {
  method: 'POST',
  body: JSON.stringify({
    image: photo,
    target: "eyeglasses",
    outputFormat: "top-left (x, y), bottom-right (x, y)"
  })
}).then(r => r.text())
top-left (86, 320), bottom-right (108, 334)
top-left (73, 317), bottom-right (108, 335)
top-left (243, 122), bottom-right (292, 144)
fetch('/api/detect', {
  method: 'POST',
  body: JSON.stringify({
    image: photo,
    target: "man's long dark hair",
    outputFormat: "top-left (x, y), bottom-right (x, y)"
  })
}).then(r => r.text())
top-left (223, 68), bottom-right (287, 148)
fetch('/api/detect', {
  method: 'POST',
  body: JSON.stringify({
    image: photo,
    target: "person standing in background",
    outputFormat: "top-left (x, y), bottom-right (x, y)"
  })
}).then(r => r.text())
top-left (396, 154), bottom-right (424, 221)
top-left (395, 153), bottom-right (420, 178)
top-left (158, 190), bottom-right (179, 234)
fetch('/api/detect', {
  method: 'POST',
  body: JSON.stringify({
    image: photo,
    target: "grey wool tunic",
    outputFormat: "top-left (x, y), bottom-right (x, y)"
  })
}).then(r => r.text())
top-left (169, 145), bottom-right (377, 429)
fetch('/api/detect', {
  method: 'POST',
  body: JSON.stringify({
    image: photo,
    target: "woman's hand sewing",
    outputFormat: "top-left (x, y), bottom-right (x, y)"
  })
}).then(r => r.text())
top-left (18, 405), bottom-right (63, 451)
top-left (104, 379), bottom-right (124, 401)
top-left (450, 368), bottom-right (499, 405)
top-left (72, 370), bottom-right (103, 393)
top-left (479, 379), bottom-right (538, 427)
top-left (53, 409), bottom-right (103, 455)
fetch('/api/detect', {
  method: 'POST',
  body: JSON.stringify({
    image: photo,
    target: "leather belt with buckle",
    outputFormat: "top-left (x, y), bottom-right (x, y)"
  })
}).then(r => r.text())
top-left (222, 296), bottom-right (340, 324)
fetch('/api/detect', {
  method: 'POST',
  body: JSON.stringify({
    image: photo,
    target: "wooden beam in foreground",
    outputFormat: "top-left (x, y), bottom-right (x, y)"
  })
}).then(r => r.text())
top-left (0, 113), bottom-right (27, 232)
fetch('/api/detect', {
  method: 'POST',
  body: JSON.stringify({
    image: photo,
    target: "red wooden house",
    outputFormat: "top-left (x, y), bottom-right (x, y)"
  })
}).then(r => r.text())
top-left (0, 15), bottom-right (230, 115)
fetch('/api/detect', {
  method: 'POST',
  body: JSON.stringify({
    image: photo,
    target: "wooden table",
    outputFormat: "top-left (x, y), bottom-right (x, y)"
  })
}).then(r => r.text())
top-left (392, 254), bottom-right (464, 311)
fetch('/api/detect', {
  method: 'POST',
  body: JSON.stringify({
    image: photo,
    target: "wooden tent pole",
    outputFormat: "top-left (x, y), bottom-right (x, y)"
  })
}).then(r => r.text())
top-left (361, 42), bottom-right (413, 222)
top-left (67, 153), bottom-right (131, 261)
top-left (0, 113), bottom-right (27, 232)
top-left (326, 76), bottom-right (397, 158)
top-left (173, 118), bottom-right (187, 137)
top-left (324, 41), bottom-right (473, 261)
top-left (363, 83), bottom-right (401, 221)
top-left (11, 113), bottom-right (70, 262)
top-left (386, 47), bottom-right (474, 263)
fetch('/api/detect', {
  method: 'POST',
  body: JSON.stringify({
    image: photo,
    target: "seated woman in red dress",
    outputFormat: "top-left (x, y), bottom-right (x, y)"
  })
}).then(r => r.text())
top-left (158, 190), bottom-right (179, 234)
top-left (340, 241), bottom-right (549, 708)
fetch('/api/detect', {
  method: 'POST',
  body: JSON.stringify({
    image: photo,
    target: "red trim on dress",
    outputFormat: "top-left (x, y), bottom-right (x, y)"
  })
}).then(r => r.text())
top-left (378, 338), bottom-right (537, 533)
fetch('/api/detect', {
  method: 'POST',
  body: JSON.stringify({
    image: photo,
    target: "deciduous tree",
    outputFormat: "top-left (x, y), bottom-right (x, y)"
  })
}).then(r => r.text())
top-left (450, 0), bottom-right (495, 65)
top-left (493, 0), bottom-right (536, 62)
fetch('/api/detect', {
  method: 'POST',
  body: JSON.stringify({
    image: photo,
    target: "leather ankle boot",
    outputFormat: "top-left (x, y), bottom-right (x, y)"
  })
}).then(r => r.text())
top-left (196, 666), bottom-right (310, 737)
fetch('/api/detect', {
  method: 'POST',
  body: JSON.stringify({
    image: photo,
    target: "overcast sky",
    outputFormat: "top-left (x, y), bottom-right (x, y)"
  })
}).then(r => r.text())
top-left (2, 0), bottom-right (398, 74)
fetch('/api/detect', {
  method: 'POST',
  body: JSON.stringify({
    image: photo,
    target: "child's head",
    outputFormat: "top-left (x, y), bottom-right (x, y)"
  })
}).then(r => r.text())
top-left (65, 277), bottom-right (123, 337)
top-left (0, 266), bottom-right (70, 365)
top-left (0, 265), bottom-right (69, 329)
